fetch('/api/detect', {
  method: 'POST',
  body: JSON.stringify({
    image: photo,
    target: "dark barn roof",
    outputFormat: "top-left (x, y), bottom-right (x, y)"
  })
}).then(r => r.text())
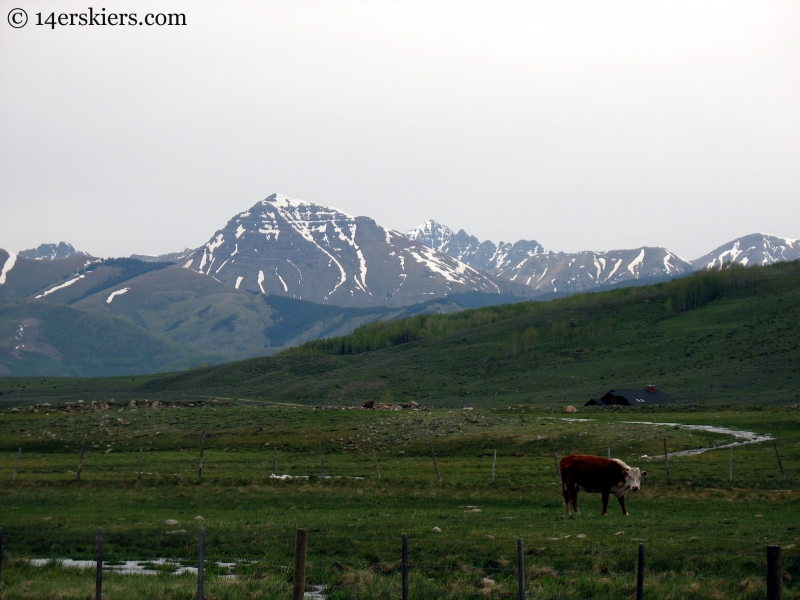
top-left (586, 387), bottom-right (676, 406)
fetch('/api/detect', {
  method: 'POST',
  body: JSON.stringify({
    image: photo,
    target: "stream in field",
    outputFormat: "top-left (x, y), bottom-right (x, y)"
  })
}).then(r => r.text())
top-left (546, 417), bottom-right (773, 458)
top-left (621, 421), bottom-right (773, 457)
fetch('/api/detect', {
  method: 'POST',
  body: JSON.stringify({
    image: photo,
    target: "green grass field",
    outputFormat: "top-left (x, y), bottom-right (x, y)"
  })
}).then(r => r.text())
top-left (1, 401), bottom-right (798, 599)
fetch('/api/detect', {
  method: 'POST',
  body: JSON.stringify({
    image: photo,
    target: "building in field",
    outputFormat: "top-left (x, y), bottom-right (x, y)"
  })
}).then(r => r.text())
top-left (585, 385), bottom-right (676, 406)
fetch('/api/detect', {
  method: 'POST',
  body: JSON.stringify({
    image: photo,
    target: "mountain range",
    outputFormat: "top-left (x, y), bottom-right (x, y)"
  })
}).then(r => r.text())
top-left (405, 221), bottom-right (800, 296)
top-left (1, 192), bottom-right (798, 377)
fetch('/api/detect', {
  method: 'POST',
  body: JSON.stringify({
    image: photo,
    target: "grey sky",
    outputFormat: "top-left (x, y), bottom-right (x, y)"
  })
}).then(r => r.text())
top-left (1, 0), bottom-right (798, 260)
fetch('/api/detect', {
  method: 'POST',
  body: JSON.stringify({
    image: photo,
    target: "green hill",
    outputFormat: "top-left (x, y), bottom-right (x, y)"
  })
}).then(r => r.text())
top-left (3, 260), bottom-right (798, 406)
top-left (0, 298), bottom-right (200, 377)
top-left (0, 251), bottom-right (91, 299)
top-left (0, 262), bottom-right (468, 377)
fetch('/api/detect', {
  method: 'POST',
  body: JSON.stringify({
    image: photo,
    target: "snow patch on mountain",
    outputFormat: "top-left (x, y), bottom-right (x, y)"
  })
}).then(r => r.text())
top-left (106, 288), bottom-right (130, 304)
top-left (0, 253), bottom-right (17, 285)
top-left (35, 275), bottom-right (86, 298)
top-left (627, 249), bottom-right (645, 275)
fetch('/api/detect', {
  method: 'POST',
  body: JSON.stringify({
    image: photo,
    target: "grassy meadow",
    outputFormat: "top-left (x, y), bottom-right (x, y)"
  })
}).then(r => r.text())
top-left (0, 400), bottom-right (798, 599)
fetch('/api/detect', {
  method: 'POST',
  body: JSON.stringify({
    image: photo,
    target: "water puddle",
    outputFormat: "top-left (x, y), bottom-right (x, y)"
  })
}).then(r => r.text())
top-left (27, 559), bottom-right (327, 596)
top-left (27, 558), bottom-right (236, 576)
top-left (270, 474), bottom-right (364, 480)
top-left (305, 584), bottom-right (326, 599)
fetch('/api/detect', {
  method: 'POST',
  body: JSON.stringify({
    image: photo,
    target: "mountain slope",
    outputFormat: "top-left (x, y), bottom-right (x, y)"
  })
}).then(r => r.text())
top-left (10, 260), bottom-right (798, 406)
top-left (0, 298), bottom-right (198, 377)
top-left (73, 264), bottom-right (467, 355)
top-left (0, 250), bottom-right (94, 300)
top-left (137, 260), bottom-right (800, 406)
top-left (691, 233), bottom-right (800, 270)
top-left (181, 194), bottom-right (505, 307)
top-left (497, 246), bottom-right (692, 295)
top-left (130, 249), bottom-right (194, 263)
top-left (0, 256), bottom-right (470, 376)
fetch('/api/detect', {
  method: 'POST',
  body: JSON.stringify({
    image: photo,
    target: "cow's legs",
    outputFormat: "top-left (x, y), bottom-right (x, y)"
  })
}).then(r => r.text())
top-left (618, 494), bottom-right (629, 516)
top-left (570, 489), bottom-right (580, 515)
top-left (562, 484), bottom-right (572, 515)
top-left (601, 490), bottom-right (610, 516)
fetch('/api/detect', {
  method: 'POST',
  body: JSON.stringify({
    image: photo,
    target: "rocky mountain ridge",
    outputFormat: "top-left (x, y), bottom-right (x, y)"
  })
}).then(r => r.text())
top-left (19, 242), bottom-right (90, 261)
top-left (690, 233), bottom-right (800, 270)
top-left (179, 194), bottom-right (510, 307)
top-left (407, 220), bottom-right (798, 296)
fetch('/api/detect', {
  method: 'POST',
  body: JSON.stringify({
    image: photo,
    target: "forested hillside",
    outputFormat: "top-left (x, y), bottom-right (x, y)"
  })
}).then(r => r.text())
top-left (3, 260), bottom-right (797, 407)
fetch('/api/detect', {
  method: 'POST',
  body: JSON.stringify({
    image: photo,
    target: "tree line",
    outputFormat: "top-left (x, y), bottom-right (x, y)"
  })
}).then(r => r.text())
top-left (283, 259), bottom-right (800, 357)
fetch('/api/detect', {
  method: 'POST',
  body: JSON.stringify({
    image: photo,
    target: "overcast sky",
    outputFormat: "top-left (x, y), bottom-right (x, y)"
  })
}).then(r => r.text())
top-left (1, 0), bottom-right (798, 260)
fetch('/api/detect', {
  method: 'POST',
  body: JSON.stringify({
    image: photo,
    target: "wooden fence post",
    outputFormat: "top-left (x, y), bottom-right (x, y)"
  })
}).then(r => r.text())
top-left (198, 430), bottom-right (205, 479)
top-left (13, 447), bottom-right (21, 481)
top-left (773, 440), bottom-right (786, 482)
top-left (663, 438), bottom-right (670, 480)
top-left (292, 528), bottom-right (309, 600)
top-left (76, 434), bottom-right (87, 481)
top-left (636, 543), bottom-right (645, 600)
top-left (430, 442), bottom-right (442, 483)
top-left (549, 436), bottom-right (561, 483)
top-left (729, 447), bottom-right (733, 482)
top-left (492, 449), bottom-right (497, 482)
top-left (319, 442), bottom-right (325, 477)
top-left (197, 527), bottom-right (205, 600)
top-left (517, 537), bottom-right (525, 600)
top-left (401, 533), bottom-right (409, 600)
top-left (767, 545), bottom-right (782, 600)
top-left (138, 448), bottom-right (143, 480)
top-left (373, 449), bottom-right (381, 479)
top-left (95, 527), bottom-right (103, 600)
top-left (607, 447), bottom-right (611, 459)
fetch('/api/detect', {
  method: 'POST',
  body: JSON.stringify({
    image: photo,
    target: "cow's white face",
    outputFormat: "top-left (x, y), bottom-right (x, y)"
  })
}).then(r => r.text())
top-left (624, 467), bottom-right (647, 491)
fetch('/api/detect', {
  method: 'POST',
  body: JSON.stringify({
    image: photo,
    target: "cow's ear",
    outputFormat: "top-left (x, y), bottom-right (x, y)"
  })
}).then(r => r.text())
top-left (641, 471), bottom-right (648, 478)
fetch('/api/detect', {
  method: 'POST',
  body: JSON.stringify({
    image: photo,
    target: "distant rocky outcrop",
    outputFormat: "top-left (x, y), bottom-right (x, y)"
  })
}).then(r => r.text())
top-left (19, 242), bottom-right (90, 261)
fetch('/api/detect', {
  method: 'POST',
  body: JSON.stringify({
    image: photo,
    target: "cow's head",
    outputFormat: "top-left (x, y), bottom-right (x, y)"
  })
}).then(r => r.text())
top-left (624, 467), bottom-right (647, 491)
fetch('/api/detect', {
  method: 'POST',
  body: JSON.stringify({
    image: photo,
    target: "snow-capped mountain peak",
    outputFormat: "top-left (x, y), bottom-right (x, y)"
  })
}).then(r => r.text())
top-left (406, 221), bottom-right (547, 275)
top-left (181, 194), bottom-right (504, 307)
top-left (405, 220), bottom-right (454, 253)
top-left (691, 233), bottom-right (800, 270)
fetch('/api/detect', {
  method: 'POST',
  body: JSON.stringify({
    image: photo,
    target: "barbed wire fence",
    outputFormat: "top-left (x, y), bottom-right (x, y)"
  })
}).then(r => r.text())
top-left (0, 525), bottom-right (794, 600)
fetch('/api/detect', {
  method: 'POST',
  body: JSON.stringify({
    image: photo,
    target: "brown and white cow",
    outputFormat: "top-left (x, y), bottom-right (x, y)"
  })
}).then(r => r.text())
top-left (560, 454), bottom-right (647, 516)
